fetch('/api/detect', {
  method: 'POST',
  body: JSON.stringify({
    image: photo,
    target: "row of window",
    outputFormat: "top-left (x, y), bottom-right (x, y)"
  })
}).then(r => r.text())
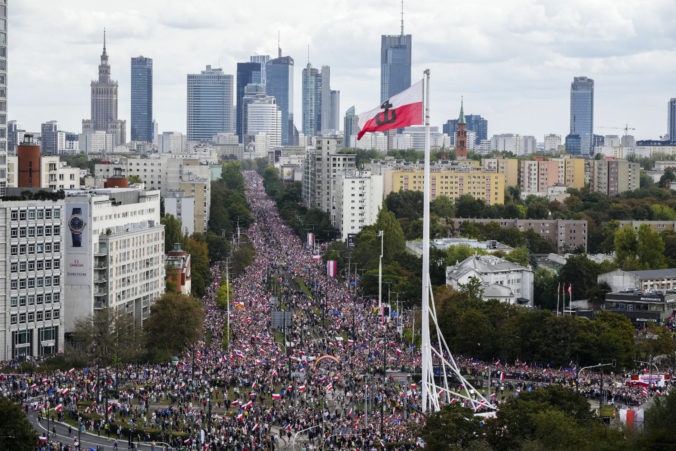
top-left (10, 225), bottom-right (61, 238)
top-left (11, 242), bottom-right (60, 255)
top-left (10, 292), bottom-right (60, 307)
top-left (10, 276), bottom-right (60, 290)
top-left (10, 208), bottom-right (60, 221)
top-left (10, 310), bottom-right (60, 325)
top-left (11, 259), bottom-right (60, 272)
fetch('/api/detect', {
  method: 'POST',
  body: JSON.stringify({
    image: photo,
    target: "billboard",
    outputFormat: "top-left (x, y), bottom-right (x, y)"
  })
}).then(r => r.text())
top-left (282, 166), bottom-right (294, 181)
top-left (65, 202), bottom-right (91, 286)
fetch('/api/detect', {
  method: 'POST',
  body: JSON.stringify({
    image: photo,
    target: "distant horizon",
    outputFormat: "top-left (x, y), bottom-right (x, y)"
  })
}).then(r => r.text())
top-left (8, 0), bottom-right (676, 141)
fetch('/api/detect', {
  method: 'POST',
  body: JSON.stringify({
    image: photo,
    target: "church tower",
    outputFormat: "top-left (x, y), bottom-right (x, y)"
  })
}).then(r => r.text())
top-left (455, 98), bottom-right (467, 159)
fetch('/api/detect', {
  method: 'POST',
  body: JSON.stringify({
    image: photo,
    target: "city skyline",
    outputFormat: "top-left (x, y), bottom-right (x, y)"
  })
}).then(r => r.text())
top-left (7, 0), bottom-right (676, 142)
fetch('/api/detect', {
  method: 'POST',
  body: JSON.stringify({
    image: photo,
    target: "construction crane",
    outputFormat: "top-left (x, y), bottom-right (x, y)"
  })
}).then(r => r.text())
top-left (598, 124), bottom-right (636, 137)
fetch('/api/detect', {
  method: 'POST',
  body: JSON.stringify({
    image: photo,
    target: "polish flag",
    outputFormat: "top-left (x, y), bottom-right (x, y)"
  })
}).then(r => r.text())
top-left (253, 423), bottom-right (259, 431)
top-left (55, 404), bottom-right (63, 412)
top-left (357, 80), bottom-right (423, 140)
top-left (30, 384), bottom-right (37, 389)
top-left (299, 386), bottom-right (306, 391)
top-left (231, 400), bottom-right (240, 406)
top-left (237, 413), bottom-right (243, 420)
top-left (68, 368), bottom-right (76, 374)
top-left (490, 393), bottom-right (497, 399)
top-left (326, 383), bottom-right (333, 392)
top-left (395, 348), bottom-right (402, 355)
top-left (272, 393), bottom-right (281, 399)
top-left (243, 401), bottom-right (253, 409)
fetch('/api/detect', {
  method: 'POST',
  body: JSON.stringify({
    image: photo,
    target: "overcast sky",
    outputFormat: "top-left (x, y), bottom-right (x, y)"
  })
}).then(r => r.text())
top-left (8, 0), bottom-right (676, 141)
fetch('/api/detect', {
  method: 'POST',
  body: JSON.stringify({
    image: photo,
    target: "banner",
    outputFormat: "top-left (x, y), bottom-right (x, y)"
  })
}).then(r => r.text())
top-left (307, 233), bottom-right (315, 249)
top-left (327, 260), bottom-right (337, 278)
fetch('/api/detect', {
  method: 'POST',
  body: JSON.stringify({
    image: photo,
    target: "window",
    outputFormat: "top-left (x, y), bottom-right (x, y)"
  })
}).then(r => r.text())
top-left (10, 279), bottom-right (17, 289)
top-left (28, 210), bottom-right (35, 220)
top-left (45, 209), bottom-right (51, 219)
top-left (28, 312), bottom-right (34, 322)
top-left (53, 276), bottom-right (60, 285)
top-left (19, 279), bottom-right (26, 289)
top-left (10, 228), bottom-right (17, 238)
top-left (37, 243), bottom-right (43, 253)
top-left (28, 278), bottom-right (34, 289)
top-left (37, 311), bottom-right (43, 321)
top-left (53, 243), bottom-right (60, 252)
top-left (10, 210), bottom-right (17, 220)
top-left (10, 296), bottom-right (16, 307)
top-left (19, 210), bottom-right (26, 220)
top-left (19, 313), bottom-right (26, 323)
top-left (19, 261), bottom-right (26, 272)
top-left (37, 209), bottom-right (43, 219)
top-left (44, 311), bottom-right (51, 320)
top-left (45, 277), bottom-right (51, 287)
top-left (10, 314), bottom-right (16, 325)
top-left (10, 262), bottom-right (16, 272)
top-left (36, 226), bottom-right (43, 237)
top-left (28, 261), bottom-right (34, 271)
top-left (10, 245), bottom-right (17, 255)
top-left (45, 260), bottom-right (51, 270)
top-left (45, 226), bottom-right (52, 236)
top-left (45, 294), bottom-right (52, 303)
top-left (45, 243), bottom-right (51, 253)
top-left (53, 208), bottom-right (60, 219)
top-left (53, 260), bottom-right (60, 269)
top-left (28, 227), bottom-right (35, 237)
top-left (53, 293), bottom-right (60, 303)
top-left (19, 227), bottom-right (26, 237)
top-left (20, 244), bottom-right (26, 254)
top-left (36, 294), bottom-right (43, 304)
top-left (36, 261), bottom-right (43, 271)
top-left (28, 244), bottom-right (34, 253)
top-left (53, 310), bottom-right (60, 319)
top-left (53, 225), bottom-right (60, 235)
top-left (37, 277), bottom-right (43, 288)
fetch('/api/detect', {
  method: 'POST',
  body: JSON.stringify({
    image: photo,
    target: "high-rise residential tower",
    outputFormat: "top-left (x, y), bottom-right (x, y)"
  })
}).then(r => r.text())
top-left (380, 6), bottom-right (411, 103)
top-left (668, 98), bottom-right (676, 142)
top-left (236, 62), bottom-right (263, 140)
top-left (568, 76), bottom-right (594, 156)
top-left (131, 56), bottom-right (153, 143)
top-left (40, 121), bottom-right (59, 155)
top-left (187, 65), bottom-right (234, 142)
top-left (266, 48), bottom-right (295, 145)
top-left (82, 30), bottom-right (126, 146)
top-left (0, 0), bottom-right (6, 194)
top-left (344, 106), bottom-right (359, 148)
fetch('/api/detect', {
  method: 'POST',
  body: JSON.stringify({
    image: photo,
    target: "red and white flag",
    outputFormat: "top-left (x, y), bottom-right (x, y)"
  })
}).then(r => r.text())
top-left (272, 393), bottom-right (281, 399)
top-left (55, 404), bottom-right (63, 412)
top-left (357, 80), bottom-right (423, 140)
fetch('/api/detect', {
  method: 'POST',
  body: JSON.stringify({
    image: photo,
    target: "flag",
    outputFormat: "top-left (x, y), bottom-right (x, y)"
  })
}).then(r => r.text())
top-left (243, 401), bottom-right (253, 409)
top-left (567, 284), bottom-right (572, 295)
top-left (327, 260), bottom-right (337, 278)
top-left (490, 393), bottom-right (497, 398)
top-left (55, 404), bottom-right (63, 412)
top-left (299, 385), bottom-right (306, 391)
top-left (396, 348), bottom-right (402, 355)
top-left (68, 368), bottom-right (76, 374)
top-left (237, 413), bottom-right (243, 420)
top-left (272, 393), bottom-right (281, 399)
top-left (357, 80), bottom-right (423, 140)
top-left (253, 423), bottom-right (259, 431)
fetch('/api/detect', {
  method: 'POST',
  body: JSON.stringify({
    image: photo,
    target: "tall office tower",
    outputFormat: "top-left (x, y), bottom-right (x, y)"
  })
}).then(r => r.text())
top-left (187, 65), bottom-right (234, 142)
top-left (668, 98), bottom-right (676, 142)
top-left (344, 106), bottom-right (358, 148)
top-left (0, 0), bottom-right (8, 194)
top-left (82, 30), bottom-right (126, 146)
top-left (236, 62), bottom-right (263, 140)
top-left (246, 96), bottom-right (282, 148)
top-left (320, 66), bottom-right (332, 132)
top-left (568, 76), bottom-right (594, 156)
top-left (330, 90), bottom-right (340, 132)
top-left (131, 56), bottom-right (153, 142)
top-left (302, 63), bottom-right (322, 136)
top-left (8, 121), bottom-right (21, 154)
top-left (40, 121), bottom-right (59, 155)
top-left (266, 48), bottom-right (295, 145)
top-left (250, 55), bottom-right (270, 83)
top-left (241, 83), bottom-right (266, 143)
top-left (455, 100), bottom-right (467, 158)
top-left (380, 6), bottom-right (411, 102)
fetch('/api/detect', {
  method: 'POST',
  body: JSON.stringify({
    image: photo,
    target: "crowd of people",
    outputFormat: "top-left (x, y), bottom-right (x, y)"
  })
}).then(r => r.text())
top-left (0, 170), bottom-right (672, 450)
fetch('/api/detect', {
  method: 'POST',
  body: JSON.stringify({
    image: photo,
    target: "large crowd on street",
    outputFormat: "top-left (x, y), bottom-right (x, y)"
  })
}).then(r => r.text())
top-left (0, 170), bottom-right (672, 450)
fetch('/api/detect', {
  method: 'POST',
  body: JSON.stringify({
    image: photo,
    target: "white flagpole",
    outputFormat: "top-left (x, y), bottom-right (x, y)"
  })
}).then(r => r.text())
top-left (421, 69), bottom-right (432, 413)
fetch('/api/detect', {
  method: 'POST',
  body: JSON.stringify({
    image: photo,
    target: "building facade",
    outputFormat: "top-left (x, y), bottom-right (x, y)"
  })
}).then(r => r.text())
top-left (0, 0), bottom-right (6, 194)
top-left (82, 31), bottom-right (126, 146)
top-left (187, 65), bottom-right (234, 141)
top-left (588, 158), bottom-right (640, 196)
top-left (164, 190), bottom-right (195, 236)
top-left (41, 121), bottom-right (59, 155)
top-left (451, 218), bottom-right (588, 252)
top-left (246, 99), bottom-right (282, 150)
top-left (669, 98), bottom-right (676, 142)
top-left (381, 33), bottom-right (412, 102)
top-left (333, 170), bottom-right (384, 241)
top-left (266, 52), bottom-right (295, 145)
top-left (344, 106), bottom-right (359, 149)
top-left (569, 76), bottom-right (594, 156)
top-left (481, 158), bottom-right (519, 187)
top-left (166, 244), bottom-right (191, 295)
top-left (63, 189), bottom-right (164, 333)
top-left (0, 198), bottom-right (66, 360)
top-left (131, 56), bottom-right (153, 143)
top-left (302, 63), bottom-right (322, 137)
top-left (446, 254), bottom-right (534, 306)
top-left (236, 61), bottom-right (263, 141)
top-left (302, 136), bottom-right (355, 213)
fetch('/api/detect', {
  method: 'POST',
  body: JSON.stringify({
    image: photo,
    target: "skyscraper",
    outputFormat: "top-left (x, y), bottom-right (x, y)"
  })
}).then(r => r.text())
top-left (380, 7), bottom-right (411, 103)
top-left (668, 98), bottom-right (676, 142)
top-left (236, 62), bottom-right (263, 140)
top-left (131, 56), bottom-right (153, 143)
top-left (569, 76), bottom-right (594, 156)
top-left (302, 63), bottom-right (322, 136)
top-left (82, 30), bottom-right (126, 146)
top-left (0, 0), bottom-right (6, 194)
top-left (344, 106), bottom-right (358, 148)
top-left (250, 55), bottom-right (270, 83)
top-left (266, 49), bottom-right (295, 145)
top-left (41, 121), bottom-right (59, 155)
top-left (187, 65), bottom-right (234, 142)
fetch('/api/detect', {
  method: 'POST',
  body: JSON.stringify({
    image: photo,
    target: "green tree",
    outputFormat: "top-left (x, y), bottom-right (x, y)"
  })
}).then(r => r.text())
top-left (71, 308), bottom-right (144, 365)
top-left (373, 208), bottom-right (406, 262)
top-left (386, 190), bottom-right (423, 220)
top-left (614, 225), bottom-right (639, 269)
top-left (144, 292), bottom-right (204, 361)
top-left (161, 215), bottom-right (187, 253)
top-left (431, 195), bottom-right (455, 218)
top-left (422, 404), bottom-right (486, 449)
top-left (639, 387), bottom-right (676, 449)
top-left (505, 246), bottom-right (530, 267)
top-left (458, 276), bottom-right (484, 301)
top-left (651, 203), bottom-right (676, 220)
top-left (185, 235), bottom-right (210, 298)
top-left (0, 398), bottom-right (38, 450)
top-left (637, 224), bottom-right (666, 269)
top-left (533, 267), bottom-right (558, 310)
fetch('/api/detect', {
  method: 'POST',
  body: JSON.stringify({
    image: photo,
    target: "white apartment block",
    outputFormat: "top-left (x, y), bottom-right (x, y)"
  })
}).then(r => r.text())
top-left (79, 131), bottom-right (115, 154)
top-left (544, 134), bottom-right (561, 153)
top-left (353, 132), bottom-right (388, 152)
top-left (164, 190), bottom-right (196, 236)
top-left (490, 134), bottom-right (535, 156)
top-left (0, 198), bottom-right (66, 360)
top-left (63, 189), bottom-right (165, 333)
top-left (159, 132), bottom-right (187, 154)
top-left (333, 170), bottom-right (384, 241)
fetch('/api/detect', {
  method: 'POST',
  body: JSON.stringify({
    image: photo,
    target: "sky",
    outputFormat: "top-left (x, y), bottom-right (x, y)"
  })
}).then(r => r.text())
top-left (8, 0), bottom-right (676, 141)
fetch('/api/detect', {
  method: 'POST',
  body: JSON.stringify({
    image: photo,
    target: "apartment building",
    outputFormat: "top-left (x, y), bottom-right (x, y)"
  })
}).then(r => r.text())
top-left (588, 158), bottom-right (640, 196)
top-left (333, 170), bottom-right (384, 240)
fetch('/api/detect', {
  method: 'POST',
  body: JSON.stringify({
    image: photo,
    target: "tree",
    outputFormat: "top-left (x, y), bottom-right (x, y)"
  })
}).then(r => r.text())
top-left (658, 168), bottom-right (676, 189)
top-left (505, 246), bottom-right (530, 267)
top-left (614, 225), bottom-right (638, 269)
top-left (431, 195), bottom-right (455, 218)
top-left (640, 387), bottom-right (676, 449)
top-left (0, 398), bottom-right (38, 450)
top-left (422, 404), bottom-right (486, 449)
top-left (71, 308), bottom-right (144, 365)
top-left (185, 235), bottom-right (210, 298)
top-left (144, 292), bottom-right (204, 361)
top-left (637, 224), bottom-right (666, 269)
top-left (374, 208), bottom-right (406, 262)
top-left (161, 215), bottom-right (187, 253)
top-left (206, 232), bottom-right (230, 263)
top-left (386, 190), bottom-right (424, 220)
top-left (458, 276), bottom-right (484, 301)
top-left (533, 267), bottom-right (558, 310)
top-left (128, 174), bottom-right (143, 184)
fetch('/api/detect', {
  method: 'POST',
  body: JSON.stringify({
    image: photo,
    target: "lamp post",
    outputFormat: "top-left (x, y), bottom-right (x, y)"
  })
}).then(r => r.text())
top-left (377, 230), bottom-right (384, 325)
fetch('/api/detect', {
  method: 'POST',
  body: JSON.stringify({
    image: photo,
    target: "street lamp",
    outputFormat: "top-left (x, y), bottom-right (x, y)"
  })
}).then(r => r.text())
top-left (377, 230), bottom-right (384, 324)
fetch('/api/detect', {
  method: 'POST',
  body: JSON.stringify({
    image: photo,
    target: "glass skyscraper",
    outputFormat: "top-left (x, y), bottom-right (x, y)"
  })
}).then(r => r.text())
top-left (266, 54), bottom-right (294, 145)
top-left (380, 33), bottom-right (412, 102)
top-left (236, 62), bottom-right (262, 141)
top-left (344, 106), bottom-right (358, 148)
top-left (131, 56), bottom-right (153, 143)
top-left (569, 76), bottom-right (594, 156)
top-left (187, 65), bottom-right (234, 142)
top-left (302, 63), bottom-right (322, 136)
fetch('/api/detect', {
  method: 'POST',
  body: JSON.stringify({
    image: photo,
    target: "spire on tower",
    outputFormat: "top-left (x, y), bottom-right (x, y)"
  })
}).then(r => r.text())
top-left (401, 0), bottom-right (404, 35)
top-left (103, 28), bottom-right (107, 55)
top-left (277, 31), bottom-right (281, 58)
top-left (458, 97), bottom-right (466, 124)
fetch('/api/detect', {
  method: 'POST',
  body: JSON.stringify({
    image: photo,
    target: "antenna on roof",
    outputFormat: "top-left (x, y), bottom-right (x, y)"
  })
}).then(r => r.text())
top-left (307, 43), bottom-right (310, 65)
top-left (401, 0), bottom-right (404, 35)
top-left (277, 31), bottom-right (281, 58)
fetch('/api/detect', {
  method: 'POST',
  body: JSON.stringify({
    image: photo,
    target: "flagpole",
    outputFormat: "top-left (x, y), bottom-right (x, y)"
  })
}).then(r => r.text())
top-left (556, 282), bottom-right (560, 317)
top-left (421, 69), bottom-right (432, 413)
